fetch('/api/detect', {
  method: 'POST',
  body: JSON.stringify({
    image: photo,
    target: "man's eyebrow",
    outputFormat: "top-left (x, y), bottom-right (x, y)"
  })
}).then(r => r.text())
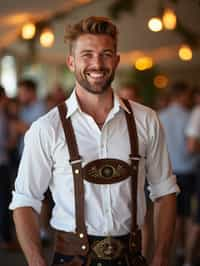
top-left (80, 49), bottom-right (115, 54)
top-left (103, 49), bottom-right (114, 53)
top-left (80, 50), bottom-right (93, 54)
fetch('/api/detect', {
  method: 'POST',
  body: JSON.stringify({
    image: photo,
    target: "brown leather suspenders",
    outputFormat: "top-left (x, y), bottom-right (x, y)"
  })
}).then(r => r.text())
top-left (58, 104), bottom-right (89, 254)
top-left (57, 99), bottom-right (141, 255)
top-left (123, 100), bottom-right (141, 253)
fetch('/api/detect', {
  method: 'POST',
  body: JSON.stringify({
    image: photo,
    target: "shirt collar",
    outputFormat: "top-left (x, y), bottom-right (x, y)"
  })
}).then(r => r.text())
top-left (65, 90), bottom-right (81, 118)
top-left (65, 89), bottom-right (130, 118)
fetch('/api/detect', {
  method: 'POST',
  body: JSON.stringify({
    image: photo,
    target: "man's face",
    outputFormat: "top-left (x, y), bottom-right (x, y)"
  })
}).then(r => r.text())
top-left (67, 34), bottom-right (120, 95)
top-left (18, 86), bottom-right (34, 105)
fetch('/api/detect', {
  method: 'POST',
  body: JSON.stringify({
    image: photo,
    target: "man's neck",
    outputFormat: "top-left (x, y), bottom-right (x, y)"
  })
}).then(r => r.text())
top-left (75, 86), bottom-right (114, 125)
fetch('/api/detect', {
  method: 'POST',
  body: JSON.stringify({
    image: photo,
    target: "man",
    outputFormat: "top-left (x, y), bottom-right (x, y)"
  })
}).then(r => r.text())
top-left (10, 17), bottom-right (179, 266)
top-left (159, 82), bottom-right (197, 265)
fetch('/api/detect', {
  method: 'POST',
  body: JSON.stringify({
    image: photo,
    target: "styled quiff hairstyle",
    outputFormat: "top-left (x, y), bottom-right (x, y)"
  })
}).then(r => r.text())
top-left (64, 16), bottom-right (118, 54)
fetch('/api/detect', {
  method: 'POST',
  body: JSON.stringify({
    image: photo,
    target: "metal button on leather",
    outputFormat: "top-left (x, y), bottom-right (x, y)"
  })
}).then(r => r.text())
top-left (79, 233), bottom-right (84, 238)
top-left (81, 245), bottom-right (86, 250)
top-left (75, 169), bottom-right (79, 174)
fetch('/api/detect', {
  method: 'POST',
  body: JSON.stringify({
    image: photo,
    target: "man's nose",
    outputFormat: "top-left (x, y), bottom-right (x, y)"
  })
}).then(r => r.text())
top-left (92, 55), bottom-right (104, 68)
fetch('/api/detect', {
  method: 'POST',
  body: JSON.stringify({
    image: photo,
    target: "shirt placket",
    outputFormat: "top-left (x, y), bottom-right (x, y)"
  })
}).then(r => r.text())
top-left (100, 126), bottom-right (114, 235)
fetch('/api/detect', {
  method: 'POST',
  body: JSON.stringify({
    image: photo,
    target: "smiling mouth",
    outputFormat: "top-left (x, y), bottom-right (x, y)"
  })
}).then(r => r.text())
top-left (86, 70), bottom-right (107, 80)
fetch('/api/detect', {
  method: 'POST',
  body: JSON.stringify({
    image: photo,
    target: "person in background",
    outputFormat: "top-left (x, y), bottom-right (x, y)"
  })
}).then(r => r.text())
top-left (6, 98), bottom-right (21, 181)
top-left (159, 81), bottom-right (197, 266)
top-left (16, 79), bottom-right (49, 242)
top-left (0, 85), bottom-right (14, 249)
top-left (50, 83), bottom-right (67, 106)
top-left (155, 92), bottom-right (171, 112)
top-left (185, 87), bottom-right (200, 266)
top-left (10, 16), bottom-right (178, 266)
top-left (16, 79), bottom-right (47, 155)
top-left (117, 83), bottom-right (142, 103)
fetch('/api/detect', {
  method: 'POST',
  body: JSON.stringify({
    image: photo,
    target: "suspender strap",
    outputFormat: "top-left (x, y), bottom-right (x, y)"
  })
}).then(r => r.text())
top-left (123, 99), bottom-right (141, 251)
top-left (58, 100), bottom-right (141, 254)
top-left (58, 104), bottom-right (88, 242)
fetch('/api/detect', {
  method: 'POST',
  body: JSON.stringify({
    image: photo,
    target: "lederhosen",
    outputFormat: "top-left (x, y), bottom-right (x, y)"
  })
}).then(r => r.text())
top-left (52, 100), bottom-right (147, 266)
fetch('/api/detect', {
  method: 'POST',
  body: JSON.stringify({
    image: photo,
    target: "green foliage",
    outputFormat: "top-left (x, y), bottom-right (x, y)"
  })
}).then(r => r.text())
top-left (116, 66), bottom-right (159, 107)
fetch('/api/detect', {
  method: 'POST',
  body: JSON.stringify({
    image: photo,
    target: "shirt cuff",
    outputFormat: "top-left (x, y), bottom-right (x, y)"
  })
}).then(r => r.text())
top-left (148, 174), bottom-right (180, 201)
top-left (9, 191), bottom-right (42, 214)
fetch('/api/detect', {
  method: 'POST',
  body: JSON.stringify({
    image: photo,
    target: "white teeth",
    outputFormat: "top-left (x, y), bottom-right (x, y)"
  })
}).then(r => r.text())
top-left (87, 72), bottom-right (104, 78)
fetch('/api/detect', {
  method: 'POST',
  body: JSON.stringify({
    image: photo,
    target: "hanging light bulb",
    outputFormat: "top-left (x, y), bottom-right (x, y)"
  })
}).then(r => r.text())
top-left (148, 17), bottom-right (163, 32)
top-left (21, 23), bottom-right (36, 40)
top-left (135, 57), bottom-right (153, 71)
top-left (162, 8), bottom-right (177, 30)
top-left (40, 28), bottom-right (55, 47)
top-left (178, 45), bottom-right (192, 61)
top-left (154, 75), bottom-right (168, 89)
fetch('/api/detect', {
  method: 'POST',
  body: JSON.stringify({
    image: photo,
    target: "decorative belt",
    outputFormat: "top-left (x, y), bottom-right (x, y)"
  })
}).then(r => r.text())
top-left (89, 235), bottom-right (130, 260)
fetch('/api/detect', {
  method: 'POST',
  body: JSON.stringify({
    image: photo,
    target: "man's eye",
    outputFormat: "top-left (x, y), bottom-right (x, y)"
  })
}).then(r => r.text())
top-left (103, 53), bottom-right (112, 57)
top-left (82, 53), bottom-right (92, 58)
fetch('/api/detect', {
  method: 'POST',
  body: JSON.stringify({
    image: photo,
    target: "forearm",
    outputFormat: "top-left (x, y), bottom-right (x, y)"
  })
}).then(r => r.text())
top-left (153, 194), bottom-right (176, 265)
top-left (13, 207), bottom-right (47, 266)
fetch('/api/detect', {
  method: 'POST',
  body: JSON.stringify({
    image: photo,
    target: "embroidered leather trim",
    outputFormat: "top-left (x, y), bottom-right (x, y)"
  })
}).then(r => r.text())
top-left (83, 158), bottom-right (132, 184)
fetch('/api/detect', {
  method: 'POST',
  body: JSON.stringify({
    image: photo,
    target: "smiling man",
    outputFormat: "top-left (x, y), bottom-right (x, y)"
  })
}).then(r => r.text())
top-left (10, 17), bottom-right (179, 266)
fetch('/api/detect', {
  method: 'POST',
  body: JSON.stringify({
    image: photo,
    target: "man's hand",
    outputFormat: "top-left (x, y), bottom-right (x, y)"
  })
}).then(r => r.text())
top-left (28, 256), bottom-right (47, 266)
top-left (151, 254), bottom-right (169, 266)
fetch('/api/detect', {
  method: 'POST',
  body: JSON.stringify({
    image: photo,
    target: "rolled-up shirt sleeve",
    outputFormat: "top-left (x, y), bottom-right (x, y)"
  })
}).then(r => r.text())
top-left (9, 118), bottom-right (53, 213)
top-left (145, 110), bottom-right (180, 201)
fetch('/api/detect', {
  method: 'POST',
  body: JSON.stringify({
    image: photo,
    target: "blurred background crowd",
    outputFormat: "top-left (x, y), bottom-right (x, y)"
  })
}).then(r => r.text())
top-left (0, 0), bottom-right (200, 266)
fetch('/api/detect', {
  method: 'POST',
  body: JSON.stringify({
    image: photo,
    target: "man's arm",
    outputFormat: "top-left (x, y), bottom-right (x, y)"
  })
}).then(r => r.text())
top-left (152, 193), bottom-right (176, 266)
top-left (13, 207), bottom-right (47, 266)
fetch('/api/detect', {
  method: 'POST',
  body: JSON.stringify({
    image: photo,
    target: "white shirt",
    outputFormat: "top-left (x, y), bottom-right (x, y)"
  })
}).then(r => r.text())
top-left (186, 106), bottom-right (200, 139)
top-left (10, 90), bottom-right (179, 236)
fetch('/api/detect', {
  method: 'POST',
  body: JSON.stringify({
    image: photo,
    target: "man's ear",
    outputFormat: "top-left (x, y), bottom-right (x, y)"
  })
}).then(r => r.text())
top-left (66, 55), bottom-right (75, 72)
top-left (115, 54), bottom-right (120, 68)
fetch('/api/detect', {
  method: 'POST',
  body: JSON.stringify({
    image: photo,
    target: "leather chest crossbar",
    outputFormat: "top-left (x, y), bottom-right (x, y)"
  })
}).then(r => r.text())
top-left (83, 158), bottom-right (132, 184)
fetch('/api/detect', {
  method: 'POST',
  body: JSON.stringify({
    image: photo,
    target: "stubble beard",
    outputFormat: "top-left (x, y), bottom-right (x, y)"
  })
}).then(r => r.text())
top-left (75, 68), bottom-right (115, 95)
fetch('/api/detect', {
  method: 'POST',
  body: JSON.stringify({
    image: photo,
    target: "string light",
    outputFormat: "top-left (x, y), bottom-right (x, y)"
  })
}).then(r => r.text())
top-left (40, 28), bottom-right (55, 47)
top-left (154, 75), bottom-right (168, 89)
top-left (148, 17), bottom-right (163, 32)
top-left (162, 8), bottom-right (177, 30)
top-left (21, 23), bottom-right (36, 40)
top-left (178, 45), bottom-right (192, 61)
top-left (135, 57), bottom-right (153, 71)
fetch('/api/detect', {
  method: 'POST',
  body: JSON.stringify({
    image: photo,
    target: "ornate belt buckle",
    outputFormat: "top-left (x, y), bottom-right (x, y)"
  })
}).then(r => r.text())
top-left (99, 165), bottom-right (116, 179)
top-left (92, 236), bottom-right (123, 260)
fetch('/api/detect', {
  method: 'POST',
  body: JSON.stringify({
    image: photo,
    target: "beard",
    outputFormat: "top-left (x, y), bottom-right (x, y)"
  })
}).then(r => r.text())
top-left (75, 67), bottom-right (115, 95)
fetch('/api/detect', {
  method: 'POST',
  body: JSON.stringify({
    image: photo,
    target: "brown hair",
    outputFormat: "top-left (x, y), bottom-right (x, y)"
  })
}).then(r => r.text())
top-left (64, 16), bottom-right (118, 53)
